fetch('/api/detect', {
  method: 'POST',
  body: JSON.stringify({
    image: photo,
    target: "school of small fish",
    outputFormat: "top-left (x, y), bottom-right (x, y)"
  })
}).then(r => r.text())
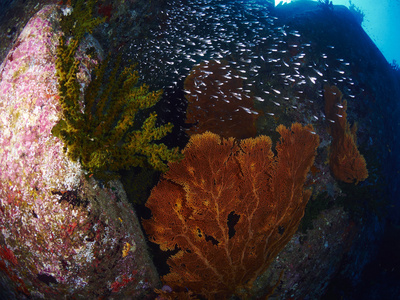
top-left (127, 0), bottom-right (357, 128)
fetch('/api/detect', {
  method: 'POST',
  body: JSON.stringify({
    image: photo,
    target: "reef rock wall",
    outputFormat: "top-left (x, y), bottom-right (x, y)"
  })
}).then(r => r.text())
top-left (0, 5), bottom-right (159, 298)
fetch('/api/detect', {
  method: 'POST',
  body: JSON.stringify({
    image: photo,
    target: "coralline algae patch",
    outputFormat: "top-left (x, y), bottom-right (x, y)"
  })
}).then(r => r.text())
top-left (0, 5), bottom-right (159, 298)
top-left (0, 5), bottom-right (81, 194)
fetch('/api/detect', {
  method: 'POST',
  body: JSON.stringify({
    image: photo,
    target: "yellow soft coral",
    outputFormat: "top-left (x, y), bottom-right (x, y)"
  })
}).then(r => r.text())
top-left (53, 0), bottom-right (182, 179)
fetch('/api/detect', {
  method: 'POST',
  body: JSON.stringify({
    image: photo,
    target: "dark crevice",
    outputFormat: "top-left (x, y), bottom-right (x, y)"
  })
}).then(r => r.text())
top-left (227, 211), bottom-right (240, 239)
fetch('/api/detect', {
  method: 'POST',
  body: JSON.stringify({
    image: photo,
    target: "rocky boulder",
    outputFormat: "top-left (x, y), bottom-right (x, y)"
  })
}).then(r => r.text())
top-left (0, 5), bottom-right (159, 299)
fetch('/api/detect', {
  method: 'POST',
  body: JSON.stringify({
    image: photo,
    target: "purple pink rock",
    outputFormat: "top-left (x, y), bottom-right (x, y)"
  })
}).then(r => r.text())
top-left (0, 5), bottom-right (160, 298)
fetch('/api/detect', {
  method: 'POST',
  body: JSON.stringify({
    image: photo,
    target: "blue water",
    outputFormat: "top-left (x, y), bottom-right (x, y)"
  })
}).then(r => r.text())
top-left (275, 0), bottom-right (400, 66)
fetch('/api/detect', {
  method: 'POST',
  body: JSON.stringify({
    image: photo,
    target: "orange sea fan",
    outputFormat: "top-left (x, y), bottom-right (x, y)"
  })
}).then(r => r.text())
top-left (184, 59), bottom-right (259, 139)
top-left (142, 123), bottom-right (320, 299)
top-left (324, 84), bottom-right (368, 184)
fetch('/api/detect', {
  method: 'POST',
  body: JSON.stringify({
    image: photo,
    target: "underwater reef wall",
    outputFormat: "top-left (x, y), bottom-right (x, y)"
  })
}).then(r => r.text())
top-left (0, 0), bottom-right (399, 299)
top-left (0, 5), bottom-right (160, 298)
top-left (253, 2), bottom-right (400, 299)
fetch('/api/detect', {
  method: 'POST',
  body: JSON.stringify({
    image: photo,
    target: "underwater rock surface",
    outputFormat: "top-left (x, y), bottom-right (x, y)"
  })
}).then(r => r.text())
top-left (0, 0), bottom-right (399, 299)
top-left (0, 5), bottom-right (159, 298)
top-left (122, 0), bottom-right (399, 298)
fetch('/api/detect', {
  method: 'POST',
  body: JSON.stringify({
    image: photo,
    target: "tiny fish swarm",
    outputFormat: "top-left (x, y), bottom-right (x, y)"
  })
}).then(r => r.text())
top-left (184, 59), bottom-right (258, 139)
top-left (324, 84), bottom-right (368, 184)
top-left (54, 0), bottom-right (182, 177)
top-left (143, 123), bottom-right (320, 299)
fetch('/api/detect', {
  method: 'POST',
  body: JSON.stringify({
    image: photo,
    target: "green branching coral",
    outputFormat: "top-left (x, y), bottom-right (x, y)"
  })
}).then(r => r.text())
top-left (53, 0), bottom-right (182, 178)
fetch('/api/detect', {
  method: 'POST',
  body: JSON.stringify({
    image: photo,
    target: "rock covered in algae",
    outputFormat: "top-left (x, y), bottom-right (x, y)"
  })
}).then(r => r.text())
top-left (0, 5), bottom-right (160, 298)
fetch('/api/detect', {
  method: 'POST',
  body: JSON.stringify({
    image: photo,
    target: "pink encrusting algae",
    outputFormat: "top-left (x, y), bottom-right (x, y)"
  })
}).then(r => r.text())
top-left (0, 5), bottom-right (160, 298)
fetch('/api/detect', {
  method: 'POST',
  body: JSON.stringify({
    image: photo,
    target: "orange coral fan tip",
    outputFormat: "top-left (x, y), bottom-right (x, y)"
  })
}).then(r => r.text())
top-left (240, 134), bottom-right (273, 150)
top-left (276, 122), bottom-right (319, 148)
top-left (183, 131), bottom-right (222, 152)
